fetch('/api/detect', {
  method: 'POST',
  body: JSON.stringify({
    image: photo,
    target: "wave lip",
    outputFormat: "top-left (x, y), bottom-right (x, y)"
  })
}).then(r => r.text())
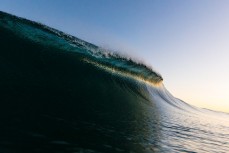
top-left (0, 11), bottom-right (163, 86)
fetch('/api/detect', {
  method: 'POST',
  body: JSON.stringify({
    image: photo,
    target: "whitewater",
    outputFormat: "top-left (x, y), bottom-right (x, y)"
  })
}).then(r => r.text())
top-left (0, 11), bottom-right (229, 153)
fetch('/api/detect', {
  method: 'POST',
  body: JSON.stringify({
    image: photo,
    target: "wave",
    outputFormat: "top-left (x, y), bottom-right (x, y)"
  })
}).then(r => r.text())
top-left (0, 11), bottom-right (229, 153)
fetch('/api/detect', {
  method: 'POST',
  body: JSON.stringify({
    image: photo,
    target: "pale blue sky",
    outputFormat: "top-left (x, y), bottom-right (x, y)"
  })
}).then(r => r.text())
top-left (1, 0), bottom-right (229, 112)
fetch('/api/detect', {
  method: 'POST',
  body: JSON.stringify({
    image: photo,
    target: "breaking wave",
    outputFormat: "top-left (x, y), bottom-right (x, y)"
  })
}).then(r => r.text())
top-left (0, 11), bottom-right (229, 153)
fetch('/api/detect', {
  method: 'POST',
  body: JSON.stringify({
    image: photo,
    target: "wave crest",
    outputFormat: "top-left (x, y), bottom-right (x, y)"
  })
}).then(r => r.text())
top-left (0, 11), bottom-right (163, 85)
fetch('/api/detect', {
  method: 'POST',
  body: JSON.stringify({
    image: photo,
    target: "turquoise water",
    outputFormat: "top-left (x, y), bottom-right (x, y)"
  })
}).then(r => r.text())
top-left (0, 11), bottom-right (229, 153)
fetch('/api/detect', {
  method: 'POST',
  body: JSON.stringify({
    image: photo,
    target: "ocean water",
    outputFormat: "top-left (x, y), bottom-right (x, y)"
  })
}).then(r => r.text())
top-left (0, 11), bottom-right (229, 153)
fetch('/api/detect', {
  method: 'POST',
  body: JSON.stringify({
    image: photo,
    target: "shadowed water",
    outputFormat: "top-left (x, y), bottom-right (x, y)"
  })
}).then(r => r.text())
top-left (0, 11), bottom-right (229, 153)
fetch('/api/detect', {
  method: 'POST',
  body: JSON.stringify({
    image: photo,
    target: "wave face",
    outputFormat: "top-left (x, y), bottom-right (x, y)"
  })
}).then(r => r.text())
top-left (0, 11), bottom-right (229, 153)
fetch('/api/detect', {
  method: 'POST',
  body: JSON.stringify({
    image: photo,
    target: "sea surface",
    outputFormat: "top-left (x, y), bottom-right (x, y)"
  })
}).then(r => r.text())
top-left (0, 11), bottom-right (229, 153)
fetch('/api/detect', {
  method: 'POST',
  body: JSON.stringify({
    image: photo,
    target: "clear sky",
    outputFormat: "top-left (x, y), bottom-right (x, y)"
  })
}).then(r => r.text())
top-left (1, 0), bottom-right (229, 113)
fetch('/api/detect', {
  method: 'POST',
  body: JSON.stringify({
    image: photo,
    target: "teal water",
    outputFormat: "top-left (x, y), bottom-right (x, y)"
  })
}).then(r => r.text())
top-left (0, 11), bottom-right (229, 153)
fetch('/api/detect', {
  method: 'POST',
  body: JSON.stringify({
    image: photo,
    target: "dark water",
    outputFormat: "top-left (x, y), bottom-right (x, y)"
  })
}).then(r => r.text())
top-left (0, 11), bottom-right (229, 153)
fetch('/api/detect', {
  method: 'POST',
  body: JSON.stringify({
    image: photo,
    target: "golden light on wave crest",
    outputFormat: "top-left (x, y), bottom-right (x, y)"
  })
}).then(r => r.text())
top-left (82, 58), bottom-right (162, 87)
